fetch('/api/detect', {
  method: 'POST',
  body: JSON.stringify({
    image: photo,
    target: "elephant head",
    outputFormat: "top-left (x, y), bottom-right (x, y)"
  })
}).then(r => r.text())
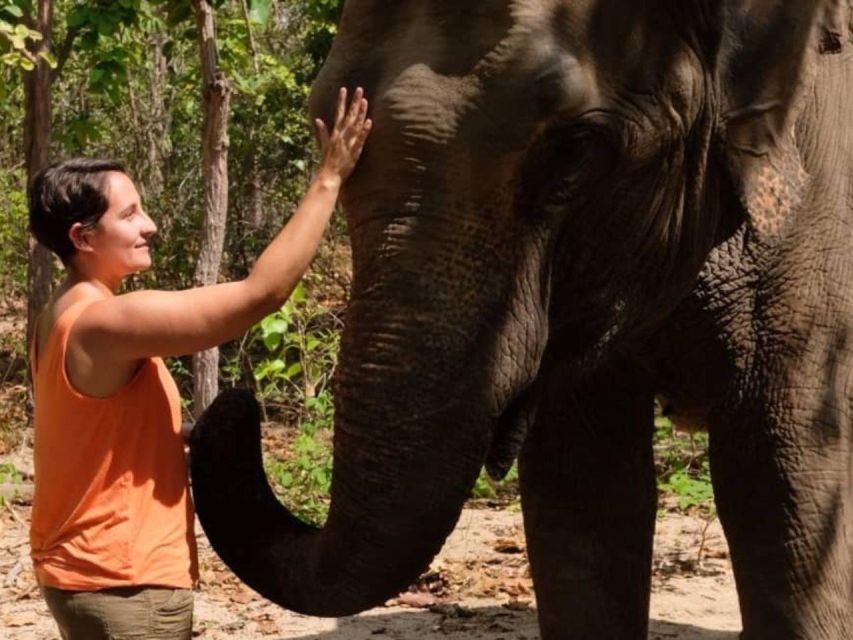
top-left (190, 0), bottom-right (839, 616)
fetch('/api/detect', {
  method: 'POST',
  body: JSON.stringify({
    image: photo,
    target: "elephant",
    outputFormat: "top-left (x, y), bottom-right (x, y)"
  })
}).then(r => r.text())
top-left (189, 1), bottom-right (853, 638)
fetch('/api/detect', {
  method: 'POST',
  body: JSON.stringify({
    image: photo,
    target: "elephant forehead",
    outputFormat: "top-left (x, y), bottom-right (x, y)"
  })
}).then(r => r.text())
top-left (366, 4), bottom-right (601, 145)
top-left (317, 0), bottom-right (705, 163)
top-left (318, 3), bottom-right (593, 102)
top-left (321, 0), bottom-right (702, 103)
top-left (381, 66), bottom-right (482, 145)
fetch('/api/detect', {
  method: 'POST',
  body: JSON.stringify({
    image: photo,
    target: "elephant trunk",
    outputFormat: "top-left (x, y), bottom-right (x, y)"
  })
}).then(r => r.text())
top-left (190, 312), bottom-right (494, 616)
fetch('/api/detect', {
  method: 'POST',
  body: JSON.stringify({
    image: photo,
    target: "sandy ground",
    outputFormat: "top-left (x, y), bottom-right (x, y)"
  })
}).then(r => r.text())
top-left (1, 497), bottom-right (740, 640)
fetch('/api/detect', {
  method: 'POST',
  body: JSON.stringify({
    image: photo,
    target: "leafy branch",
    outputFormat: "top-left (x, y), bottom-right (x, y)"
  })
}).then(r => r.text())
top-left (0, 18), bottom-right (47, 70)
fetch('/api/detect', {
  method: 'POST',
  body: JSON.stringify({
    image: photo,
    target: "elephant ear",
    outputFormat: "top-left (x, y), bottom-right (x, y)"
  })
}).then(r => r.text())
top-left (718, 0), bottom-right (842, 236)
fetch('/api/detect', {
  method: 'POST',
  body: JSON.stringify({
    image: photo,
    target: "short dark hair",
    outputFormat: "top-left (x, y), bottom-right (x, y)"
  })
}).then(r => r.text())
top-left (28, 158), bottom-right (127, 265)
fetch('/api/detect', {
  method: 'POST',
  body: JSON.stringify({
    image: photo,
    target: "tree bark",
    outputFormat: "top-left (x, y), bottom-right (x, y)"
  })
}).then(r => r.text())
top-left (191, 0), bottom-right (231, 417)
top-left (239, 0), bottom-right (264, 229)
top-left (24, 0), bottom-right (54, 350)
top-left (248, 154), bottom-right (264, 229)
top-left (146, 32), bottom-right (168, 199)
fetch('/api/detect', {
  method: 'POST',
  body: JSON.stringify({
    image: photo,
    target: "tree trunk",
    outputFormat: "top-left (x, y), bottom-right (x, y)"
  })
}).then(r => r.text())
top-left (24, 0), bottom-right (54, 349)
top-left (191, 0), bottom-right (231, 417)
top-left (239, 0), bottom-right (264, 230)
top-left (240, 0), bottom-right (264, 229)
top-left (146, 32), bottom-right (168, 199)
top-left (248, 154), bottom-right (264, 229)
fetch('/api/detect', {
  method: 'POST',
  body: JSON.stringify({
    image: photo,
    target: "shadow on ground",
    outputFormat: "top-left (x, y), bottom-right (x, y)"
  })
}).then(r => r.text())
top-left (267, 605), bottom-right (740, 640)
top-left (649, 619), bottom-right (740, 639)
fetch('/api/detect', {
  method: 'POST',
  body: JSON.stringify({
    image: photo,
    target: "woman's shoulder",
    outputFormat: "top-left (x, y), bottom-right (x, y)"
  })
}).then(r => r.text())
top-left (47, 284), bottom-right (107, 329)
top-left (58, 284), bottom-right (150, 398)
top-left (56, 286), bottom-right (105, 316)
top-left (36, 284), bottom-right (107, 354)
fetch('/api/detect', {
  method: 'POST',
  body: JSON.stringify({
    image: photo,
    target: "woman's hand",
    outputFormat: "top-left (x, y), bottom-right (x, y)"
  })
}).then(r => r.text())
top-left (314, 87), bottom-right (373, 188)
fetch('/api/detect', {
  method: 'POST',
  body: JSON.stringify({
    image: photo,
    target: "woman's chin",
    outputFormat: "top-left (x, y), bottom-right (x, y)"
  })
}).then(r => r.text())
top-left (131, 259), bottom-right (152, 273)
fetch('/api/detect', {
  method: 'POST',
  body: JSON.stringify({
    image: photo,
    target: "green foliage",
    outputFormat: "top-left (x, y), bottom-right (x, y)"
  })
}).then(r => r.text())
top-left (250, 279), bottom-right (339, 524)
top-left (659, 463), bottom-right (715, 512)
top-left (61, 1), bottom-right (143, 101)
top-left (299, 0), bottom-right (342, 83)
top-left (0, 461), bottom-right (22, 485)
top-left (0, 0), bottom-right (58, 71)
top-left (0, 461), bottom-right (24, 506)
top-left (654, 415), bottom-right (715, 516)
top-left (471, 463), bottom-right (519, 502)
top-left (246, 0), bottom-right (272, 25)
top-left (265, 426), bottom-right (333, 526)
top-left (0, 22), bottom-right (39, 70)
top-left (252, 281), bottom-right (341, 425)
top-left (0, 166), bottom-right (29, 295)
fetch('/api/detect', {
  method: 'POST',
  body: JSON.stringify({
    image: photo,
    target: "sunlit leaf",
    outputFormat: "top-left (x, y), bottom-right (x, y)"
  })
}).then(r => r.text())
top-left (262, 332), bottom-right (281, 352)
top-left (248, 0), bottom-right (271, 25)
top-left (284, 362), bottom-right (303, 379)
top-left (38, 50), bottom-right (56, 68)
top-left (289, 281), bottom-right (306, 303)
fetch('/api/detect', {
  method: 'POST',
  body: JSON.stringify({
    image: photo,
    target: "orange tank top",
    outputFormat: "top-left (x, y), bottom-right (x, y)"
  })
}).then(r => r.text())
top-left (30, 297), bottom-right (198, 590)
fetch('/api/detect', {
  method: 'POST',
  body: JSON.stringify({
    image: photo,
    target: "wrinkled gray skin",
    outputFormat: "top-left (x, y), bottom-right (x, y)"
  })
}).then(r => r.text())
top-left (190, 1), bottom-right (853, 638)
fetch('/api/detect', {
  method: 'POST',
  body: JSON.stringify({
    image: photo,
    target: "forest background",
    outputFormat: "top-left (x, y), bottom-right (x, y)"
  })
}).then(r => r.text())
top-left (0, 0), bottom-right (713, 525)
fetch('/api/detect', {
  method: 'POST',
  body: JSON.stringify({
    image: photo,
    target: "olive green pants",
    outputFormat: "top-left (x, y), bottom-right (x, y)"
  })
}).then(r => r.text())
top-left (41, 585), bottom-right (193, 640)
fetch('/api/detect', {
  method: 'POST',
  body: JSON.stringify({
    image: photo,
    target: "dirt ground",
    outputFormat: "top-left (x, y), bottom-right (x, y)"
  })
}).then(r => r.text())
top-left (1, 485), bottom-right (740, 640)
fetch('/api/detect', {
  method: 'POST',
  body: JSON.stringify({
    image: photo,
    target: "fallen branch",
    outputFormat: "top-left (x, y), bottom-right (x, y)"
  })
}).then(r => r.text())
top-left (5, 500), bottom-right (29, 529)
top-left (4, 558), bottom-right (23, 586)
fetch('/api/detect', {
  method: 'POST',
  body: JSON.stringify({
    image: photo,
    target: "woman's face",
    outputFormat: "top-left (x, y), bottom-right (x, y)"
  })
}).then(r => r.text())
top-left (82, 171), bottom-right (158, 278)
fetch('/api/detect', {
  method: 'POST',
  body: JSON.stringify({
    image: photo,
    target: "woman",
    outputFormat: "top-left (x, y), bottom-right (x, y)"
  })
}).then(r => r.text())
top-left (27, 87), bottom-right (371, 639)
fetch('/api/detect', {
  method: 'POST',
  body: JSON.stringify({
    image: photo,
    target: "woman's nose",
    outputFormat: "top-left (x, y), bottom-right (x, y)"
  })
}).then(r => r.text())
top-left (141, 210), bottom-right (158, 236)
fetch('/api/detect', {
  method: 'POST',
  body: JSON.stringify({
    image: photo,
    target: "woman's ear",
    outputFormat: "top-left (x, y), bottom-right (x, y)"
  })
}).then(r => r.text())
top-left (68, 222), bottom-right (96, 254)
top-left (718, 0), bottom-right (842, 237)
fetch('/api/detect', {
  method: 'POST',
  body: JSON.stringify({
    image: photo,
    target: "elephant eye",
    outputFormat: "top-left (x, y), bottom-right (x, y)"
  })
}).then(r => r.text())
top-left (515, 125), bottom-right (592, 209)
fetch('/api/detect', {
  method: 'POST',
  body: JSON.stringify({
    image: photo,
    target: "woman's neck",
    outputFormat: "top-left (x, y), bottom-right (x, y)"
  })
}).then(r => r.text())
top-left (65, 262), bottom-right (122, 295)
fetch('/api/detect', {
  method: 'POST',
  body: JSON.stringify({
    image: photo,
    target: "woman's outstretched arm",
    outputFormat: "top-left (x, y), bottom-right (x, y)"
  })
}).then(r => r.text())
top-left (74, 87), bottom-right (372, 362)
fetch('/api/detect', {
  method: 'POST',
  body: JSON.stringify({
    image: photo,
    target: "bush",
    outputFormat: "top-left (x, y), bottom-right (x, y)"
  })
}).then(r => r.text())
top-left (0, 166), bottom-right (29, 296)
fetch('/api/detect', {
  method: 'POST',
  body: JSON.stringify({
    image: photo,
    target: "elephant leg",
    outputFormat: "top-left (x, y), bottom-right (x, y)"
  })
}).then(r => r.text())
top-left (519, 364), bottom-right (656, 640)
top-left (710, 378), bottom-right (853, 639)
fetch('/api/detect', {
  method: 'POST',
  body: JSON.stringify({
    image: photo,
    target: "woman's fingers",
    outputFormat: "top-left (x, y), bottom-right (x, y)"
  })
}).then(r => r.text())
top-left (349, 111), bottom-right (370, 152)
top-left (354, 118), bottom-right (373, 155)
top-left (330, 89), bottom-right (369, 149)
top-left (341, 100), bottom-right (363, 144)
top-left (345, 87), bottom-right (364, 127)
top-left (355, 97), bottom-right (368, 129)
top-left (317, 87), bottom-right (373, 180)
top-left (314, 118), bottom-right (329, 150)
